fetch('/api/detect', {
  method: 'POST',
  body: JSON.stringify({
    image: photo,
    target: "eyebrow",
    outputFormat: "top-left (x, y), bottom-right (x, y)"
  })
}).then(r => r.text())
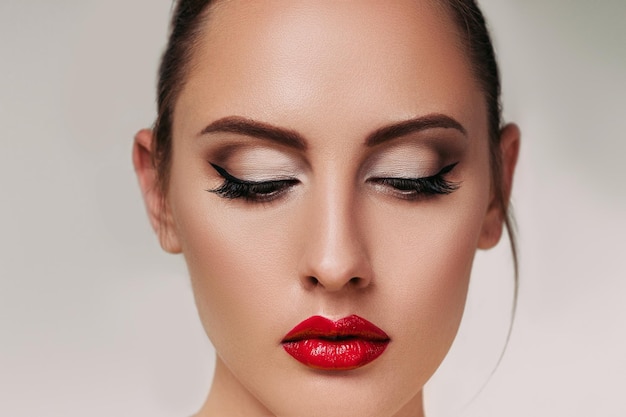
top-left (198, 113), bottom-right (466, 150)
top-left (199, 116), bottom-right (307, 151)
top-left (365, 114), bottom-right (467, 147)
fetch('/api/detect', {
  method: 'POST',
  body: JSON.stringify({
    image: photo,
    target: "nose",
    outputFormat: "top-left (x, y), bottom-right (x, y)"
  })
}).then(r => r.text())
top-left (298, 183), bottom-right (373, 292)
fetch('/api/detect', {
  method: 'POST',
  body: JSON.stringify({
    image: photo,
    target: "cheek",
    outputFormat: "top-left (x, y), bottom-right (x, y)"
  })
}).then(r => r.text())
top-left (364, 167), bottom-right (491, 376)
top-left (167, 177), bottom-right (300, 361)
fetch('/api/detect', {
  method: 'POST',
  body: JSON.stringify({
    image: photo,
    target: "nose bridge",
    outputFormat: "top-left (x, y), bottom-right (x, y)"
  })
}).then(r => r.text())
top-left (300, 175), bottom-right (371, 291)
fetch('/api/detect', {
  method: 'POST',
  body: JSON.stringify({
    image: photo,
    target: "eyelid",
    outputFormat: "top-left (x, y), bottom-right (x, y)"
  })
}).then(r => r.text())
top-left (207, 162), bottom-right (300, 202)
top-left (210, 162), bottom-right (297, 184)
top-left (367, 162), bottom-right (460, 198)
top-left (203, 141), bottom-right (310, 178)
top-left (211, 162), bottom-right (252, 184)
top-left (369, 162), bottom-right (458, 181)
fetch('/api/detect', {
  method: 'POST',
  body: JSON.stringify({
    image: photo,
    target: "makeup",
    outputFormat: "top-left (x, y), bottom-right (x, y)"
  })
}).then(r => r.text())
top-left (281, 315), bottom-right (390, 370)
top-left (368, 162), bottom-right (460, 199)
top-left (208, 162), bottom-right (299, 201)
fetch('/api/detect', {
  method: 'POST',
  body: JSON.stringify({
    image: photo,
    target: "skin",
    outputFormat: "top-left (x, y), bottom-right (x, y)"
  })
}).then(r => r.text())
top-left (133, 1), bottom-right (520, 416)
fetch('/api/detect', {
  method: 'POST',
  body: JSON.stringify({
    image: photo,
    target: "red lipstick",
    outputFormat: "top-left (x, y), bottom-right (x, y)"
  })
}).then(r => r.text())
top-left (281, 315), bottom-right (390, 370)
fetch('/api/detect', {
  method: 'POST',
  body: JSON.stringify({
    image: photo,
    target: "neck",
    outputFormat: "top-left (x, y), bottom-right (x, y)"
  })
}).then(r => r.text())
top-left (195, 355), bottom-right (425, 417)
top-left (196, 357), bottom-right (274, 417)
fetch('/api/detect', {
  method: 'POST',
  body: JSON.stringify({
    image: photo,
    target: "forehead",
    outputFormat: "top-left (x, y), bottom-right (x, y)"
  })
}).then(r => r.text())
top-left (175, 0), bottom-right (485, 141)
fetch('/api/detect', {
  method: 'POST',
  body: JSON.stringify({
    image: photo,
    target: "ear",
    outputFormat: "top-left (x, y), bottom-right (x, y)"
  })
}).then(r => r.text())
top-left (478, 123), bottom-right (521, 250)
top-left (132, 129), bottom-right (182, 254)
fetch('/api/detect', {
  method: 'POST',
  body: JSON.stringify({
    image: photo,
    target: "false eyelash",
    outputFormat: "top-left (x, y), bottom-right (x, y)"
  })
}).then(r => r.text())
top-left (207, 163), bottom-right (299, 202)
top-left (369, 162), bottom-right (460, 199)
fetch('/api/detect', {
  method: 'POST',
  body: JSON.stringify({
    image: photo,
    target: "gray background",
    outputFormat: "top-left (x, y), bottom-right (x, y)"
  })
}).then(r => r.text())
top-left (1, 1), bottom-right (625, 416)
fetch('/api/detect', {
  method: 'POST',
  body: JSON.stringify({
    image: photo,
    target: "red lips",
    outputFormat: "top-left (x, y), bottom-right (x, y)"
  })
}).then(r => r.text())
top-left (281, 315), bottom-right (390, 370)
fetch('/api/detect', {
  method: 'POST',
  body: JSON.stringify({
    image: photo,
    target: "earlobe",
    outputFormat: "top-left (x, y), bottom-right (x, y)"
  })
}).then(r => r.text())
top-left (132, 129), bottom-right (182, 254)
top-left (478, 123), bottom-right (520, 250)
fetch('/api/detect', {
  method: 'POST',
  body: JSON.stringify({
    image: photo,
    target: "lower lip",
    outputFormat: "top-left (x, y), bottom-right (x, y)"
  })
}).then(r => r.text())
top-left (282, 338), bottom-right (389, 370)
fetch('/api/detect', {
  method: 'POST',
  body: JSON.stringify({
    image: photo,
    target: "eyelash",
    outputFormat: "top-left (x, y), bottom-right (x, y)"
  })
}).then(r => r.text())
top-left (367, 162), bottom-right (460, 200)
top-left (208, 163), bottom-right (299, 202)
top-left (207, 162), bottom-right (460, 203)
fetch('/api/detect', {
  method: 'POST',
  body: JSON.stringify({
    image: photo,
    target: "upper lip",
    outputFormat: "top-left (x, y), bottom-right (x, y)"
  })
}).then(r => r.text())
top-left (281, 315), bottom-right (390, 343)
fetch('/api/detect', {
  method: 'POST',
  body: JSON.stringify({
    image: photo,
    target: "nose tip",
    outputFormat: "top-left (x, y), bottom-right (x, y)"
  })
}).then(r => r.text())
top-left (298, 194), bottom-right (373, 293)
top-left (303, 263), bottom-right (371, 292)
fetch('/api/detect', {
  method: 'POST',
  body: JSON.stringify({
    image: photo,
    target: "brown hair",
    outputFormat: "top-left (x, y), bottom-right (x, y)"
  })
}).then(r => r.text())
top-left (444, 0), bottom-right (519, 305)
top-left (151, 0), bottom-right (518, 301)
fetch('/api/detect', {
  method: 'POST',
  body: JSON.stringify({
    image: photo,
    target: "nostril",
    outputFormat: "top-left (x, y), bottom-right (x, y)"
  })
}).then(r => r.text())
top-left (307, 276), bottom-right (319, 287)
top-left (349, 276), bottom-right (369, 289)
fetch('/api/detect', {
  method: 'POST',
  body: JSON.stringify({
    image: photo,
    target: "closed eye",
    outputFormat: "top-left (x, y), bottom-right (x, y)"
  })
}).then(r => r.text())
top-left (207, 163), bottom-right (299, 202)
top-left (368, 162), bottom-right (460, 200)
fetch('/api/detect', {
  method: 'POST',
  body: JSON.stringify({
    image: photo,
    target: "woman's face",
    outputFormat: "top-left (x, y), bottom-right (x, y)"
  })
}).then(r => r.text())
top-left (156, 1), bottom-right (499, 416)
